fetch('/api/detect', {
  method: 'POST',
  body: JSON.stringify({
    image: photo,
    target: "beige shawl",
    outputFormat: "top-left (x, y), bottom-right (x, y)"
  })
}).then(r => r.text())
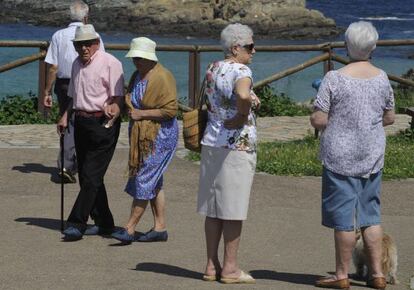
top-left (125, 63), bottom-right (178, 176)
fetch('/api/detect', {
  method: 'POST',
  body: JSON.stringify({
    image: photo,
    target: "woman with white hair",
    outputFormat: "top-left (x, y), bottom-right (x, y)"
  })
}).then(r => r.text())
top-left (197, 23), bottom-right (259, 284)
top-left (311, 21), bottom-right (395, 290)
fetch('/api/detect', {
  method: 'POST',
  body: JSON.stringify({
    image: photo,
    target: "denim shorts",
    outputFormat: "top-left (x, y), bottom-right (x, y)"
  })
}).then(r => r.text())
top-left (321, 167), bottom-right (382, 231)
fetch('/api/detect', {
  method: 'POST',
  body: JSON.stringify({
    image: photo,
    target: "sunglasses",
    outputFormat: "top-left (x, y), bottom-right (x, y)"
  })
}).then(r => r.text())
top-left (242, 43), bottom-right (255, 51)
top-left (74, 40), bottom-right (98, 48)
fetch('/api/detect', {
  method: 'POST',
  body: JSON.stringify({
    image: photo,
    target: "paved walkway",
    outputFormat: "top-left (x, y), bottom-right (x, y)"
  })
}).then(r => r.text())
top-left (0, 116), bottom-right (413, 289)
top-left (0, 115), bottom-right (410, 150)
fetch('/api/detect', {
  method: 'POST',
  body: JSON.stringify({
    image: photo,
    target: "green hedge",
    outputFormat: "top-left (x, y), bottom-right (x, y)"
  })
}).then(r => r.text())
top-left (255, 85), bottom-right (312, 117)
top-left (394, 68), bottom-right (414, 110)
top-left (0, 94), bottom-right (176, 124)
top-left (0, 94), bottom-right (59, 125)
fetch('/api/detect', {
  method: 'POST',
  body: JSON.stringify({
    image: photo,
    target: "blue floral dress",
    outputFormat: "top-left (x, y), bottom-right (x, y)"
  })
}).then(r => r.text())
top-left (124, 75), bottom-right (178, 200)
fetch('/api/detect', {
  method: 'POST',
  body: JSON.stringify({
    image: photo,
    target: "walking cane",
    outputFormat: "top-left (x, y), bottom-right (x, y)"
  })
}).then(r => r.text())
top-left (60, 132), bottom-right (65, 233)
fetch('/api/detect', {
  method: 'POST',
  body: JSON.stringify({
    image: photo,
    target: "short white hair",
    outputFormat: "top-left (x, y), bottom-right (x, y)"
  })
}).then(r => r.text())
top-left (220, 23), bottom-right (253, 56)
top-left (70, 0), bottom-right (89, 21)
top-left (345, 21), bottom-right (378, 61)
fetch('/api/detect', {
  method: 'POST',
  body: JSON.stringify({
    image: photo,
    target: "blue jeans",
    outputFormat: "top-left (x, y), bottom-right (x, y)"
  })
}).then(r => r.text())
top-left (321, 167), bottom-right (382, 231)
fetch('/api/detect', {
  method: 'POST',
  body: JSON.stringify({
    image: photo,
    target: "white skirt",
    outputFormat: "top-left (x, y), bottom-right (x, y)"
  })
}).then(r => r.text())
top-left (197, 145), bottom-right (256, 220)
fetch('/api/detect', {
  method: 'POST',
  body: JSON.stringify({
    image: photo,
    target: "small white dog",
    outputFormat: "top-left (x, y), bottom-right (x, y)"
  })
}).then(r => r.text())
top-left (352, 231), bottom-right (399, 285)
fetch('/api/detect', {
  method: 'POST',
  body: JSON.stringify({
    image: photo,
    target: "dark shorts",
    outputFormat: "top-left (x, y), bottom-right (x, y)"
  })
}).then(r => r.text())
top-left (321, 167), bottom-right (382, 231)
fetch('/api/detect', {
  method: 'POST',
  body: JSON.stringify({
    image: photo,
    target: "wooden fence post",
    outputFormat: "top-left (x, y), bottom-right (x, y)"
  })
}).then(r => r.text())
top-left (323, 45), bottom-right (334, 73)
top-left (37, 46), bottom-right (48, 117)
top-left (315, 45), bottom-right (334, 138)
top-left (188, 47), bottom-right (200, 108)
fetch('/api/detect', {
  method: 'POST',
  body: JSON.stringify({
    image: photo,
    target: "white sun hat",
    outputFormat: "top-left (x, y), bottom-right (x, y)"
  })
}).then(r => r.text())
top-left (125, 37), bottom-right (158, 61)
top-left (72, 24), bottom-right (99, 42)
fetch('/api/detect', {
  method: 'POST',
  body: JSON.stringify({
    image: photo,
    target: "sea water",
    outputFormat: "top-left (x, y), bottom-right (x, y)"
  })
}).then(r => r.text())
top-left (0, 0), bottom-right (413, 103)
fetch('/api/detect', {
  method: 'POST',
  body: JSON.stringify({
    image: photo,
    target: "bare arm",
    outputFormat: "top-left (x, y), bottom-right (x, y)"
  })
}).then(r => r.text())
top-left (224, 77), bottom-right (252, 129)
top-left (235, 77), bottom-right (252, 114)
top-left (43, 64), bottom-right (58, 108)
top-left (383, 109), bottom-right (395, 126)
top-left (310, 110), bottom-right (328, 130)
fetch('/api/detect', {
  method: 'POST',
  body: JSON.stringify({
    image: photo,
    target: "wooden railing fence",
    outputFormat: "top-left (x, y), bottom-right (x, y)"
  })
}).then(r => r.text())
top-left (1, 39), bottom-right (414, 114)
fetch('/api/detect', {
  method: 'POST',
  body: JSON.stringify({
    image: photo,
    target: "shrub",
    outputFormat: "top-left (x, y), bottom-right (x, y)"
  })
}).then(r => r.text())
top-left (394, 68), bottom-right (414, 111)
top-left (0, 93), bottom-right (182, 125)
top-left (0, 93), bottom-right (59, 125)
top-left (254, 85), bottom-right (312, 117)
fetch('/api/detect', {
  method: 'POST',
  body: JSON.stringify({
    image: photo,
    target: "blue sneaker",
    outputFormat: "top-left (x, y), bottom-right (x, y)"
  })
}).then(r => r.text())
top-left (111, 228), bottom-right (135, 244)
top-left (62, 226), bottom-right (83, 241)
top-left (136, 229), bottom-right (168, 242)
top-left (84, 225), bottom-right (113, 236)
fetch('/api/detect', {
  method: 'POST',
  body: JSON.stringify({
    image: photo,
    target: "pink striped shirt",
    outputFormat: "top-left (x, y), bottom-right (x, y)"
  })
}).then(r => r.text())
top-left (69, 50), bottom-right (124, 112)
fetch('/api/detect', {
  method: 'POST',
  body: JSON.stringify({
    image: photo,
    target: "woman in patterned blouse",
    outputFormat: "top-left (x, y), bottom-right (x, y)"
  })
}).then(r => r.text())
top-left (197, 23), bottom-right (260, 284)
top-left (311, 21), bottom-right (395, 290)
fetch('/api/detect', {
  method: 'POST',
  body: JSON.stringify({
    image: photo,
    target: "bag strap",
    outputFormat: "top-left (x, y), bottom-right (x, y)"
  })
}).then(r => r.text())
top-left (196, 63), bottom-right (214, 110)
top-left (197, 76), bottom-right (207, 110)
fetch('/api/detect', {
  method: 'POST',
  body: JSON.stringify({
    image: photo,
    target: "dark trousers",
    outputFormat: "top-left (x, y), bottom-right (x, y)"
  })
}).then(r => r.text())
top-left (55, 78), bottom-right (77, 173)
top-left (67, 115), bottom-right (121, 230)
top-left (54, 78), bottom-right (71, 115)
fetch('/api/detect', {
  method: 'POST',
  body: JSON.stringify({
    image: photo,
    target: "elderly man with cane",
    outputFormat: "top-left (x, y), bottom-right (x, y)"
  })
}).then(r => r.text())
top-left (57, 24), bottom-right (124, 241)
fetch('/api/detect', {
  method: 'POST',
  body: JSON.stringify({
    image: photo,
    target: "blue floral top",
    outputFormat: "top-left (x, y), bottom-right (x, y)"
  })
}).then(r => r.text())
top-left (314, 70), bottom-right (394, 177)
top-left (125, 73), bottom-right (178, 200)
top-left (201, 60), bottom-right (258, 151)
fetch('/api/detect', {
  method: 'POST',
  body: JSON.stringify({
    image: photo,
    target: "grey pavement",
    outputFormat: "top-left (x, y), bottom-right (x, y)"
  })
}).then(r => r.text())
top-left (0, 115), bottom-right (410, 149)
top-left (0, 116), bottom-right (413, 290)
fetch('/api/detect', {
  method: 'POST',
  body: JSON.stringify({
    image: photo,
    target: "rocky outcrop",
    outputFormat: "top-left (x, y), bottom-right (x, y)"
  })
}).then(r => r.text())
top-left (0, 0), bottom-right (340, 39)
